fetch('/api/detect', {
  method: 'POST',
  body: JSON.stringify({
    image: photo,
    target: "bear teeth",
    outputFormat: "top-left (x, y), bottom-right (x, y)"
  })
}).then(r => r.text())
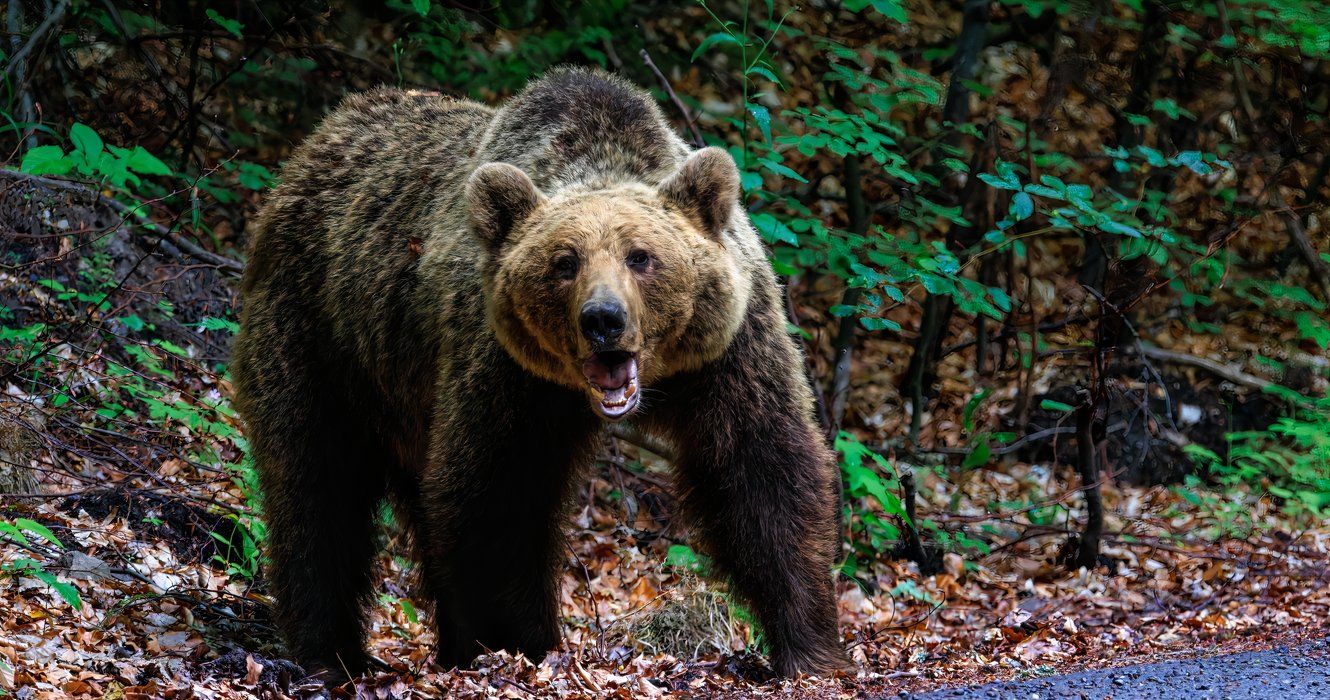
top-left (587, 356), bottom-right (639, 417)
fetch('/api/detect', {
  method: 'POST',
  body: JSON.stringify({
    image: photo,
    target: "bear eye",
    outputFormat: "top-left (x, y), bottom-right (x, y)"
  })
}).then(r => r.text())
top-left (552, 254), bottom-right (579, 281)
top-left (626, 249), bottom-right (652, 272)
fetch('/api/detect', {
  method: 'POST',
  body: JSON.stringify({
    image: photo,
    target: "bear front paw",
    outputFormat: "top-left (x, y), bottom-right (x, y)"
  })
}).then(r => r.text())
top-left (772, 644), bottom-right (857, 678)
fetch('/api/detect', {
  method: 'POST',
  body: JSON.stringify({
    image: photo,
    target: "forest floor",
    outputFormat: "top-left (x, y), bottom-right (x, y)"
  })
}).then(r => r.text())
top-left (3, 435), bottom-right (1328, 699)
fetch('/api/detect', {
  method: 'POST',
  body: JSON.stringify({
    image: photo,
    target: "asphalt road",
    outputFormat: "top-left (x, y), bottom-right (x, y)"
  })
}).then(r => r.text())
top-left (897, 638), bottom-right (1330, 700)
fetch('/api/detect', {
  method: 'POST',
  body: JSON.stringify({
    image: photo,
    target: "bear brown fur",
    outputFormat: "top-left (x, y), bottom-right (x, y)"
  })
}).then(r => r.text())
top-left (231, 66), bottom-right (849, 678)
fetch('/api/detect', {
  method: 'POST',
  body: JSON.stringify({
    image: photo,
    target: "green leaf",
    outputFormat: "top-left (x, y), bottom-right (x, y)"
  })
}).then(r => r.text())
top-left (205, 9), bottom-right (244, 37)
top-left (16, 519), bottom-right (63, 549)
top-left (0, 522), bottom-right (30, 547)
top-left (126, 146), bottom-right (171, 176)
top-left (692, 31), bottom-right (741, 61)
top-left (399, 597), bottom-right (419, 624)
top-left (236, 161), bottom-right (276, 190)
top-left (5, 559), bottom-right (81, 608)
top-left (751, 212), bottom-right (797, 246)
top-left (116, 314), bottom-right (146, 331)
top-left (747, 103), bottom-right (772, 144)
top-left (867, 0), bottom-right (908, 23)
top-left (1040, 399), bottom-right (1075, 413)
top-left (962, 441), bottom-right (991, 468)
top-left (1100, 219), bottom-right (1142, 238)
top-left (1296, 311), bottom-right (1330, 350)
top-left (760, 160), bottom-right (807, 182)
top-left (941, 157), bottom-right (969, 173)
top-left (859, 316), bottom-right (901, 332)
top-left (1174, 150), bottom-right (1211, 175)
top-left (19, 145), bottom-right (72, 175)
top-left (1011, 191), bottom-right (1034, 221)
top-left (665, 544), bottom-right (707, 573)
top-left (745, 65), bottom-right (782, 85)
top-left (786, 322), bottom-right (812, 340)
top-left (979, 160), bottom-right (1021, 190)
top-left (40, 573), bottom-right (83, 609)
top-left (69, 122), bottom-right (103, 158)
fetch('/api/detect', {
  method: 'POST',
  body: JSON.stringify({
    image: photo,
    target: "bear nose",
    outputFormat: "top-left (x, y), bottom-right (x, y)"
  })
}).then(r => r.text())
top-left (580, 298), bottom-right (627, 347)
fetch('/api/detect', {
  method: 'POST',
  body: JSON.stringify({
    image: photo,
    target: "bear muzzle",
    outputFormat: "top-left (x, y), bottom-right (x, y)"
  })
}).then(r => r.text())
top-left (582, 350), bottom-right (640, 420)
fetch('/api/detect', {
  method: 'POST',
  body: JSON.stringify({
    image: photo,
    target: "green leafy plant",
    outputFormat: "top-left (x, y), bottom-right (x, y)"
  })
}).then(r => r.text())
top-left (664, 543), bottom-right (710, 575)
top-left (0, 519), bottom-right (82, 609)
top-left (835, 432), bottom-right (908, 573)
top-left (1182, 398), bottom-right (1330, 532)
top-left (20, 122), bottom-right (172, 187)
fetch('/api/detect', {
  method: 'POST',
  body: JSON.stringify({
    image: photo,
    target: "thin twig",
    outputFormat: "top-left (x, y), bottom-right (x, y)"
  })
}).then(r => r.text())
top-left (1130, 345), bottom-right (1313, 407)
top-left (606, 424), bottom-right (676, 462)
top-left (2, 0), bottom-right (70, 79)
top-left (911, 421), bottom-right (1129, 457)
top-left (0, 168), bottom-right (244, 275)
top-left (640, 49), bottom-right (705, 148)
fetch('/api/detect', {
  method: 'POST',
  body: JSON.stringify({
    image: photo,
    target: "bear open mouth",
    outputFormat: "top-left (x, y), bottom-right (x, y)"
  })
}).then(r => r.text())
top-left (582, 350), bottom-right (640, 420)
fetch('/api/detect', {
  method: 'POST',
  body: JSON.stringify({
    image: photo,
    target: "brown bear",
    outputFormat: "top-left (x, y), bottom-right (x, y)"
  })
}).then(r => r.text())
top-left (232, 66), bottom-right (849, 678)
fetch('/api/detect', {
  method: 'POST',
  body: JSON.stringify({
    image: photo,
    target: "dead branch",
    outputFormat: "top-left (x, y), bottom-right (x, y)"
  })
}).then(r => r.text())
top-left (1130, 345), bottom-right (1313, 407)
top-left (640, 49), bottom-right (705, 148)
top-left (2, 0), bottom-right (70, 80)
top-left (607, 424), bottom-right (677, 462)
top-left (1270, 185), bottom-right (1330, 302)
top-left (896, 467), bottom-right (939, 575)
top-left (0, 168), bottom-right (244, 275)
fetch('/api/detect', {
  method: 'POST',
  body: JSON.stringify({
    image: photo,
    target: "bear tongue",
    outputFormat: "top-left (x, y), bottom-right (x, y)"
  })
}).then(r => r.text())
top-left (583, 355), bottom-right (635, 392)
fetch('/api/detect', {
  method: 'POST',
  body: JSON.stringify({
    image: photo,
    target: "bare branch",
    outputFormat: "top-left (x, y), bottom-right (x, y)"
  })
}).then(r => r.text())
top-left (2, 0), bottom-right (70, 80)
top-left (607, 424), bottom-right (677, 462)
top-left (0, 169), bottom-right (244, 276)
top-left (1131, 345), bottom-right (1314, 407)
top-left (640, 49), bottom-right (705, 148)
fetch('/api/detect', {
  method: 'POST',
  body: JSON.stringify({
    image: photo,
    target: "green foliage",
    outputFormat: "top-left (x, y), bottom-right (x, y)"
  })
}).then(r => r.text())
top-left (835, 432), bottom-right (907, 574)
top-left (4, 135), bottom-right (260, 583)
top-left (692, 8), bottom-right (1013, 334)
top-left (1182, 399), bottom-right (1330, 532)
top-left (1224, 0), bottom-right (1330, 59)
top-left (0, 519), bottom-right (82, 609)
top-left (20, 122), bottom-right (172, 187)
top-left (664, 543), bottom-right (710, 574)
top-left (384, 0), bottom-right (644, 96)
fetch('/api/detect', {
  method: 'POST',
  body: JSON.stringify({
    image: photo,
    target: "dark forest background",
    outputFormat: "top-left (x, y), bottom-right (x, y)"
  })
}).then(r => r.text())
top-left (1, 0), bottom-right (1328, 695)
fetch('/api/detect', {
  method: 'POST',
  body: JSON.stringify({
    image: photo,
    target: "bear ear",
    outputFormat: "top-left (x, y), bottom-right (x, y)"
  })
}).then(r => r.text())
top-left (466, 162), bottom-right (545, 254)
top-left (659, 147), bottom-right (741, 240)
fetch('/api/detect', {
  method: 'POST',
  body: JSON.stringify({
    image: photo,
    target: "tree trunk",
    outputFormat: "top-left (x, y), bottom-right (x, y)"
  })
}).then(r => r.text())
top-left (901, 0), bottom-right (990, 445)
top-left (1081, 1), bottom-right (1167, 291)
top-left (828, 152), bottom-right (870, 434)
top-left (1071, 396), bottom-right (1103, 569)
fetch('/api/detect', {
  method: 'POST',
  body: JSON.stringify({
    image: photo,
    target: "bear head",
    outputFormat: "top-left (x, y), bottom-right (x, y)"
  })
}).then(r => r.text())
top-left (468, 147), bottom-right (752, 421)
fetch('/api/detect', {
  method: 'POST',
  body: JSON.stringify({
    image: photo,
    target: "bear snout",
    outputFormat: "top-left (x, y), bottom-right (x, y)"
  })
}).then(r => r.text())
top-left (579, 297), bottom-right (627, 348)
